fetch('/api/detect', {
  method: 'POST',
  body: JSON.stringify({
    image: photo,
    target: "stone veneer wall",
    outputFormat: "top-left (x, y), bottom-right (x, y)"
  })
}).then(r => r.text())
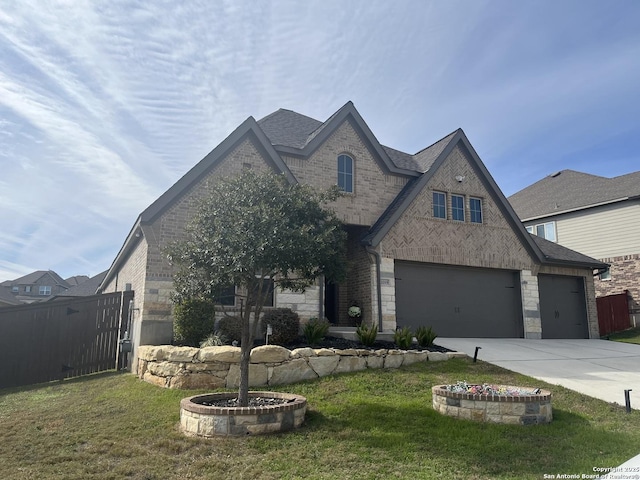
top-left (137, 344), bottom-right (465, 389)
top-left (520, 270), bottom-right (542, 339)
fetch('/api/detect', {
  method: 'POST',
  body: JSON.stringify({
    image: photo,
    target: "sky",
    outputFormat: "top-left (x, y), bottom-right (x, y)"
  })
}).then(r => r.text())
top-left (1, 0), bottom-right (639, 282)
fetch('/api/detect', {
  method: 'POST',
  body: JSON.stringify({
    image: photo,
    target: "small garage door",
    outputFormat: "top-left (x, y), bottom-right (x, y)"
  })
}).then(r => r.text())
top-left (395, 262), bottom-right (523, 338)
top-left (539, 274), bottom-right (589, 339)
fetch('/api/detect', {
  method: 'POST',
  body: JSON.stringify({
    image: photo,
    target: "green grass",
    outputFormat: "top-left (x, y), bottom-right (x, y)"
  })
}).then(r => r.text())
top-left (1, 359), bottom-right (638, 479)
top-left (606, 327), bottom-right (640, 344)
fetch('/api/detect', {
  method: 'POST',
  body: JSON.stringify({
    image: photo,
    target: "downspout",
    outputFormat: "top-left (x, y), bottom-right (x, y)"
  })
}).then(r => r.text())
top-left (366, 246), bottom-right (384, 332)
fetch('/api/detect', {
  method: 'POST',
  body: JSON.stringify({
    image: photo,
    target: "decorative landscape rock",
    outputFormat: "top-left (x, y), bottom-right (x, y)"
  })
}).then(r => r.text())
top-left (138, 344), bottom-right (461, 389)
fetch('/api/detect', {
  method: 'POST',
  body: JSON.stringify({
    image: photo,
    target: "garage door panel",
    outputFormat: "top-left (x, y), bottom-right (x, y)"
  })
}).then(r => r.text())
top-left (539, 275), bottom-right (588, 339)
top-left (395, 262), bottom-right (523, 338)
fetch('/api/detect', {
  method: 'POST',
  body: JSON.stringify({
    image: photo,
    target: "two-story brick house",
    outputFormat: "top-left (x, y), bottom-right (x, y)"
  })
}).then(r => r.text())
top-left (99, 102), bottom-right (606, 364)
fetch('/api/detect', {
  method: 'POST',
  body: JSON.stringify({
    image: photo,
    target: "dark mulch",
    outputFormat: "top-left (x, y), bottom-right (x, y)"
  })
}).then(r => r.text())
top-left (281, 335), bottom-right (452, 353)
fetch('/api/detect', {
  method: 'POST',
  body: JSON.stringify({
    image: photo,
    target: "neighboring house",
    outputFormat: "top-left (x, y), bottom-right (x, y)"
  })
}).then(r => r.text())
top-left (0, 287), bottom-right (21, 307)
top-left (1, 270), bottom-right (71, 303)
top-left (49, 271), bottom-right (108, 300)
top-left (99, 101), bottom-right (606, 365)
top-left (508, 170), bottom-right (640, 326)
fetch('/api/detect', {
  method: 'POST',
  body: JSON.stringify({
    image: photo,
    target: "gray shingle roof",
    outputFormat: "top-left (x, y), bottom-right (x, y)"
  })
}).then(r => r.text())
top-left (257, 109), bottom-right (323, 149)
top-left (53, 271), bottom-right (107, 298)
top-left (508, 169), bottom-right (640, 220)
top-left (8, 270), bottom-right (69, 287)
top-left (257, 108), bottom-right (457, 174)
top-left (0, 287), bottom-right (21, 305)
top-left (531, 234), bottom-right (606, 268)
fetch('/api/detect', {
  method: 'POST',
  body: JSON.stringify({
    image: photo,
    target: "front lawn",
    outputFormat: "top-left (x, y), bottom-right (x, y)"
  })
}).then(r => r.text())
top-left (0, 359), bottom-right (637, 479)
top-left (606, 327), bottom-right (640, 345)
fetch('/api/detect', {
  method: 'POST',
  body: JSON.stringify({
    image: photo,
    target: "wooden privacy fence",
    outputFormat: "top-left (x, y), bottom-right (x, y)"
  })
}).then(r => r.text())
top-left (0, 291), bottom-right (133, 389)
top-left (597, 291), bottom-right (630, 336)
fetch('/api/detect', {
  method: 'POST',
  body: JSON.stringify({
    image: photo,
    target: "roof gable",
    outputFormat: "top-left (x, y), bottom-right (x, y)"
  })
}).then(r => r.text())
top-left (259, 102), bottom-right (420, 177)
top-left (509, 169), bottom-right (640, 221)
top-left (141, 117), bottom-right (297, 224)
top-left (10, 270), bottom-right (68, 287)
top-left (361, 130), bottom-right (595, 268)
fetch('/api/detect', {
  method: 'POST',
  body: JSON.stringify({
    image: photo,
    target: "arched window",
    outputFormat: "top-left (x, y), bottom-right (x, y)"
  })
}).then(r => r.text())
top-left (337, 154), bottom-right (353, 193)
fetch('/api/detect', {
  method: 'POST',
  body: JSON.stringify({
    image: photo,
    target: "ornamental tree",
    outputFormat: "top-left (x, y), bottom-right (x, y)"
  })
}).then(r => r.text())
top-left (167, 170), bottom-right (346, 406)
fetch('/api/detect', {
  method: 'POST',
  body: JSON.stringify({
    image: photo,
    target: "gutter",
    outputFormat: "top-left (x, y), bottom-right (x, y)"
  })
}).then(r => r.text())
top-left (365, 246), bottom-right (384, 332)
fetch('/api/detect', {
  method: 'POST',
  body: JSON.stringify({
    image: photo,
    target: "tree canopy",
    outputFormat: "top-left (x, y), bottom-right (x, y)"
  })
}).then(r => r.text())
top-left (167, 170), bottom-right (347, 405)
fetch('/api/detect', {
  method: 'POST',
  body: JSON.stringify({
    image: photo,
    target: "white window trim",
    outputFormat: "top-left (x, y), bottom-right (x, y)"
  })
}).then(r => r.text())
top-left (527, 221), bottom-right (557, 242)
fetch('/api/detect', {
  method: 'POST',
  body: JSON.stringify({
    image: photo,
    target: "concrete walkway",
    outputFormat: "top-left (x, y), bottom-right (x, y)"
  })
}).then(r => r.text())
top-left (435, 338), bottom-right (640, 408)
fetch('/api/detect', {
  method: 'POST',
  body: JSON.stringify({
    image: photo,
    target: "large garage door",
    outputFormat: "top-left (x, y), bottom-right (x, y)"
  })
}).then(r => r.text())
top-left (539, 274), bottom-right (589, 339)
top-left (395, 262), bottom-right (523, 338)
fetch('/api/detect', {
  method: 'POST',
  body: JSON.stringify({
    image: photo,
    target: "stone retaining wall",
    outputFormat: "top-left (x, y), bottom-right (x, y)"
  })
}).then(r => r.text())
top-left (138, 344), bottom-right (465, 389)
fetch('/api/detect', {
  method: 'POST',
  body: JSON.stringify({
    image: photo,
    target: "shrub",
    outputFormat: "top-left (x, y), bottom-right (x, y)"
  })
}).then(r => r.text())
top-left (415, 325), bottom-right (437, 347)
top-left (356, 324), bottom-right (378, 347)
top-left (200, 331), bottom-right (228, 347)
top-left (393, 326), bottom-right (414, 350)
top-left (303, 317), bottom-right (330, 345)
top-left (217, 315), bottom-right (243, 344)
top-left (261, 308), bottom-right (300, 345)
top-left (173, 298), bottom-right (216, 347)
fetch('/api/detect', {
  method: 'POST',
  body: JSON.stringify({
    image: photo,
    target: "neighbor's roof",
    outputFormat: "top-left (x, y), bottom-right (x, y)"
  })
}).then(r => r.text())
top-left (509, 169), bottom-right (640, 221)
top-left (8, 270), bottom-right (69, 287)
top-left (53, 271), bottom-right (108, 298)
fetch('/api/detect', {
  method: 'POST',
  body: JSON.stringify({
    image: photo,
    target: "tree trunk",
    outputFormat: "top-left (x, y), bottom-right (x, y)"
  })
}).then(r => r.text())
top-left (238, 306), bottom-right (252, 407)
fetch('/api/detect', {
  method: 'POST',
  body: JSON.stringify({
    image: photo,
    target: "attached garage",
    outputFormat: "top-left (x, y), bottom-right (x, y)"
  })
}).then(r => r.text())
top-left (539, 274), bottom-right (589, 339)
top-left (395, 261), bottom-right (523, 338)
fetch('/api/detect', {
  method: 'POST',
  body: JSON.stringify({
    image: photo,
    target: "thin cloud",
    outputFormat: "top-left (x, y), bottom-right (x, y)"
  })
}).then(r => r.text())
top-left (0, 0), bottom-right (639, 280)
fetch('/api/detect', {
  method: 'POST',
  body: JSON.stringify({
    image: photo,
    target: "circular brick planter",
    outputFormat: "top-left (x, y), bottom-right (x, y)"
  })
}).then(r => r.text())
top-left (180, 391), bottom-right (307, 437)
top-left (432, 385), bottom-right (552, 425)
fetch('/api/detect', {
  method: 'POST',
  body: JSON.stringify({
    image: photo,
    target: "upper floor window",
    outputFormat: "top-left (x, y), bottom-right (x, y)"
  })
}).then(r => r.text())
top-left (470, 197), bottom-right (483, 224)
top-left (25, 286), bottom-right (31, 293)
top-left (433, 191), bottom-right (446, 219)
top-left (39, 286), bottom-right (51, 296)
top-left (337, 154), bottom-right (353, 193)
top-left (452, 195), bottom-right (465, 221)
top-left (526, 222), bottom-right (556, 242)
top-left (11, 286), bottom-right (18, 293)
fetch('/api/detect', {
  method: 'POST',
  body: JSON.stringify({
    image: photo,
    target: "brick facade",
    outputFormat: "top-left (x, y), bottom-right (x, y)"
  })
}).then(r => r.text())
top-left (282, 121), bottom-right (408, 227)
top-left (103, 105), bottom-right (603, 367)
top-left (380, 145), bottom-right (534, 271)
top-left (595, 253), bottom-right (640, 323)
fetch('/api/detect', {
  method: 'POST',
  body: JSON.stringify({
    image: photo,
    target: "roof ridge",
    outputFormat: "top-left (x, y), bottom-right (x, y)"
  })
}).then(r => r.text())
top-left (413, 128), bottom-right (460, 156)
top-left (304, 101), bottom-right (353, 147)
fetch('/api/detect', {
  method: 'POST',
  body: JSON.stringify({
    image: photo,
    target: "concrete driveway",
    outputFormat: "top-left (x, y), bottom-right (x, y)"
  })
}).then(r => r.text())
top-left (436, 338), bottom-right (640, 408)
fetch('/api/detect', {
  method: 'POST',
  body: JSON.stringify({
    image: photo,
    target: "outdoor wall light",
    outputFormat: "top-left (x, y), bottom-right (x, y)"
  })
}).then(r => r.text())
top-left (455, 175), bottom-right (465, 182)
